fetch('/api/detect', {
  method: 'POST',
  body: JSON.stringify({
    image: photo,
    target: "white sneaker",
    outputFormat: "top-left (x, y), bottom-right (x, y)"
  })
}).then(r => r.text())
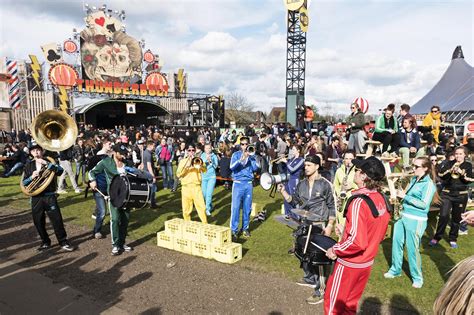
top-left (384, 272), bottom-right (400, 279)
top-left (57, 190), bottom-right (67, 194)
top-left (111, 246), bottom-right (121, 256)
top-left (458, 230), bottom-right (468, 235)
top-left (94, 232), bottom-right (103, 239)
top-left (91, 214), bottom-right (96, 220)
top-left (75, 188), bottom-right (83, 193)
top-left (122, 244), bottom-right (133, 252)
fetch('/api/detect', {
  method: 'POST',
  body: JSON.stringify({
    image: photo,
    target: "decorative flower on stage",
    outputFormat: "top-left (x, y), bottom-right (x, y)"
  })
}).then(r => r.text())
top-left (94, 34), bottom-right (107, 47)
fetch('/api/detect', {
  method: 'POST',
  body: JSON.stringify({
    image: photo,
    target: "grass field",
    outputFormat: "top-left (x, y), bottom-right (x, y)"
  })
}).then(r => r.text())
top-left (1, 170), bottom-right (472, 314)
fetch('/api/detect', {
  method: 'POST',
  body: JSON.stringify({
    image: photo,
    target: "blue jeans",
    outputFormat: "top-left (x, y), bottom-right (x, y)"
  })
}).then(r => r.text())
top-left (202, 177), bottom-right (216, 213)
top-left (93, 191), bottom-right (107, 234)
top-left (230, 181), bottom-right (253, 233)
top-left (5, 162), bottom-right (24, 177)
top-left (160, 161), bottom-right (174, 189)
top-left (75, 161), bottom-right (86, 185)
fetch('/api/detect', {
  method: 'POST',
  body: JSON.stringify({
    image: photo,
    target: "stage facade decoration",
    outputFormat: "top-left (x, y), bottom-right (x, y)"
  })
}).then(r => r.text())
top-left (35, 3), bottom-right (174, 109)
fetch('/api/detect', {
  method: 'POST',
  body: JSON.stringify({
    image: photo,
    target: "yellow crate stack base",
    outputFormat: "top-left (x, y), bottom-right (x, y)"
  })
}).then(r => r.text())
top-left (191, 242), bottom-right (211, 259)
top-left (156, 231), bottom-right (174, 250)
top-left (173, 237), bottom-right (193, 254)
top-left (182, 222), bottom-right (202, 242)
top-left (211, 242), bottom-right (242, 264)
top-left (165, 218), bottom-right (184, 238)
top-left (200, 225), bottom-right (231, 247)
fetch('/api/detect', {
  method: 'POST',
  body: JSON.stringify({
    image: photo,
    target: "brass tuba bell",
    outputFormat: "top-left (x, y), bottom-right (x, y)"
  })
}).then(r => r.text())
top-left (31, 110), bottom-right (78, 152)
top-left (20, 156), bottom-right (56, 196)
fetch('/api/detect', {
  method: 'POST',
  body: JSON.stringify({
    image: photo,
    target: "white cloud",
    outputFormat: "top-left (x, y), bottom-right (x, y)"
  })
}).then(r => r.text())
top-left (0, 0), bottom-right (471, 117)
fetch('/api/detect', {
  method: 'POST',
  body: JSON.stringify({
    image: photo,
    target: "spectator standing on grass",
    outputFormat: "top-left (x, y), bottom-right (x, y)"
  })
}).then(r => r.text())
top-left (143, 140), bottom-right (158, 209)
top-left (57, 146), bottom-right (82, 194)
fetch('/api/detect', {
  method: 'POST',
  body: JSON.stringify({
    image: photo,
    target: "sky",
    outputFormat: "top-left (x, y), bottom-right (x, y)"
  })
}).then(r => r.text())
top-left (0, 0), bottom-right (472, 114)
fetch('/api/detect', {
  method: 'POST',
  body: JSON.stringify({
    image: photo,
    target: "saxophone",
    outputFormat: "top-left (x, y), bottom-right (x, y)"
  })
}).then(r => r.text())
top-left (337, 167), bottom-right (352, 211)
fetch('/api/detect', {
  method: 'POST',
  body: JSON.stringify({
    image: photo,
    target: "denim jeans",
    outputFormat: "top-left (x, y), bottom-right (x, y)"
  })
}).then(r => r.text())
top-left (93, 191), bottom-right (107, 234)
top-left (202, 177), bottom-right (216, 213)
top-left (160, 161), bottom-right (174, 189)
top-left (4, 162), bottom-right (23, 177)
top-left (75, 160), bottom-right (86, 185)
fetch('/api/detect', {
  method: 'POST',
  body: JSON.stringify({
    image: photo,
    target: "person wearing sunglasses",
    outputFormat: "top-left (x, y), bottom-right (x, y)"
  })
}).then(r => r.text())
top-left (229, 136), bottom-right (260, 239)
top-left (384, 157), bottom-right (439, 288)
top-left (176, 144), bottom-right (208, 224)
top-left (346, 102), bottom-right (366, 155)
top-left (421, 105), bottom-right (442, 148)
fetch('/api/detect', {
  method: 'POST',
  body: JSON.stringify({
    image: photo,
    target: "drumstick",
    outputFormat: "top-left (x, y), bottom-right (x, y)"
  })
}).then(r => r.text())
top-left (93, 188), bottom-right (110, 201)
top-left (310, 241), bottom-right (328, 253)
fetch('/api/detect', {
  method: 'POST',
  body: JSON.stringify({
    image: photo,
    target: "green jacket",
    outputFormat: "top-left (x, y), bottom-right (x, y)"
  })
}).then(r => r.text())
top-left (375, 114), bottom-right (398, 133)
top-left (346, 111), bottom-right (365, 133)
top-left (88, 156), bottom-right (119, 193)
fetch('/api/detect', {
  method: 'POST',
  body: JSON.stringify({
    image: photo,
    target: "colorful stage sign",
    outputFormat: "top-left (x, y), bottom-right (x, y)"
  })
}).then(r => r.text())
top-left (80, 10), bottom-right (142, 84)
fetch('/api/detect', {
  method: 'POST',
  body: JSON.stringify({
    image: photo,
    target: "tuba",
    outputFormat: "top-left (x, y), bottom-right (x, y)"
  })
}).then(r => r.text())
top-left (31, 110), bottom-right (78, 152)
top-left (20, 110), bottom-right (78, 196)
top-left (20, 156), bottom-right (56, 196)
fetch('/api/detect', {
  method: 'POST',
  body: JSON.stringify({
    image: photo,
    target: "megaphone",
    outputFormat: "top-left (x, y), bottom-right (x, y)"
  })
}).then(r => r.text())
top-left (260, 172), bottom-right (289, 197)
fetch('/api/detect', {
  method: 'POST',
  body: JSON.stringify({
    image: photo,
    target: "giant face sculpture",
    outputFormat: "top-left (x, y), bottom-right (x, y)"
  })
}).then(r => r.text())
top-left (95, 43), bottom-right (132, 81)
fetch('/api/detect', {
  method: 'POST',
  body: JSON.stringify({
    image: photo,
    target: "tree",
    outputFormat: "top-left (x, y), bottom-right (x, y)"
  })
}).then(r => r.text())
top-left (224, 92), bottom-right (254, 126)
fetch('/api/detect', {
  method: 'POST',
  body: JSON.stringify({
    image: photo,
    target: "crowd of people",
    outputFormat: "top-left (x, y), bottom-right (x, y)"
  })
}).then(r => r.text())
top-left (1, 102), bottom-right (473, 312)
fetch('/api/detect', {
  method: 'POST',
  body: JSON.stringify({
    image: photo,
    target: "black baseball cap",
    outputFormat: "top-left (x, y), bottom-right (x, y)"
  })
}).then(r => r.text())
top-left (112, 144), bottom-right (129, 155)
top-left (305, 154), bottom-right (321, 167)
top-left (352, 156), bottom-right (385, 181)
top-left (29, 144), bottom-right (43, 152)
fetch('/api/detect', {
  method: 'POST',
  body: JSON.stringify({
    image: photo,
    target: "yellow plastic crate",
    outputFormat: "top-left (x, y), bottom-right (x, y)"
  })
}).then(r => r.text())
top-left (165, 218), bottom-right (184, 237)
top-left (191, 242), bottom-right (211, 259)
top-left (157, 231), bottom-right (174, 250)
top-left (182, 222), bottom-right (202, 242)
top-left (211, 243), bottom-right (242, 264)
top-left (200, 225), bottom-right (231, 247)
top-left (173, 237), bottom-right (192, 254)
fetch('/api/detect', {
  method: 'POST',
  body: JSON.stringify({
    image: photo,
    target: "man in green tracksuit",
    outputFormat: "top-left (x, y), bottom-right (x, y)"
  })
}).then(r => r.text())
top-left (89, 144), bottom-right (133, 256)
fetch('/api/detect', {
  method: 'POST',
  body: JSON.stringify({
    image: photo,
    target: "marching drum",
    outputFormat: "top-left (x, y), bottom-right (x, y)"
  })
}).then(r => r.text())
top-left (294, 233), bottom-right (337, 266)
top-left (109, 174), bottom-right (150, 209)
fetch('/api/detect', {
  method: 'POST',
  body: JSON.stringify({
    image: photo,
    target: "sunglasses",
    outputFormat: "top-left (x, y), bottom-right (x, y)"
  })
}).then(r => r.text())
top-left (188, 149), bottom-right (195, 152)
top-left (240, 143), bottom-right (248, 145)
top-left (431, 110), bottom-right (439, 113)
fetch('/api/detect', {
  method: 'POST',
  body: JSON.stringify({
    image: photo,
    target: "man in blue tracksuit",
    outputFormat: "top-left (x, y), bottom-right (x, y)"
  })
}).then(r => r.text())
top-left (230, 137), bottom-right (260, 238)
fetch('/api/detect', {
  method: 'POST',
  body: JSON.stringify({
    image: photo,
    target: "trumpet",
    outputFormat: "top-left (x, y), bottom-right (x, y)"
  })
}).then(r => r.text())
top-left (246, 145), bottom-right (256, 155)
top-left (270, 154), bottom-right (288, 164)
top-left (450, 162), bottom-right (463, 179)
top-left (192, 157), bottom-right (203, 167)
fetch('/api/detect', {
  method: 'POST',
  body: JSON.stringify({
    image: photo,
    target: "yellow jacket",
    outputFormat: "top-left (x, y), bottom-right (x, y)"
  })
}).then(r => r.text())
top-left (176, 157), bottom-right (207, 186)
top-left (422, 112), bottom-right (441, 143)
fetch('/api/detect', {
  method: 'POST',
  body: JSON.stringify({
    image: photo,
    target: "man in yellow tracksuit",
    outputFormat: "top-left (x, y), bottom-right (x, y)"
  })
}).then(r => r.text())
top-left (176, 144), bottom-right (208, 223)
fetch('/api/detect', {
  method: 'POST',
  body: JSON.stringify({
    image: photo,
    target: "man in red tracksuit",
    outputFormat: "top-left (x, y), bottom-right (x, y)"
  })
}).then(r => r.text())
top-left (324, 156), bottom-right (391, 314)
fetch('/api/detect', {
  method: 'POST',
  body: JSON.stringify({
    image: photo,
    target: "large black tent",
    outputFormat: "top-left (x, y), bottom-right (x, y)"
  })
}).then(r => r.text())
top-left (411, 46), bottom-right (473, 122)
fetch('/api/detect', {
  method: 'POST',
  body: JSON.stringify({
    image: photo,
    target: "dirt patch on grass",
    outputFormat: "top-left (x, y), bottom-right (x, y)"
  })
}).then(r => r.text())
top-left (0, 207), bottom-right (324, 314)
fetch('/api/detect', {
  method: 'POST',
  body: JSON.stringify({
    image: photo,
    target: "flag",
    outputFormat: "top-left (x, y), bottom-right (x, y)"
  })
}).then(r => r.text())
top-left (6, 58), bottom-right (20, 109)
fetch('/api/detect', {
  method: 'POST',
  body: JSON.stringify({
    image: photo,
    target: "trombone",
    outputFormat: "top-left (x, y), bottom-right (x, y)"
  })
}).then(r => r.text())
top-left (270, 154), bottom-right (288, 164)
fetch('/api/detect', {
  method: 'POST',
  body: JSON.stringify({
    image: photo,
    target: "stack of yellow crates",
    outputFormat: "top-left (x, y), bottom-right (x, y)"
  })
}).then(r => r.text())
top-left (157, 218), bottom-right (242, 264)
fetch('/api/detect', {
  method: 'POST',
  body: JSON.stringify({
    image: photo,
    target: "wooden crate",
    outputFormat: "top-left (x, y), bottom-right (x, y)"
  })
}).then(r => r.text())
top-left (211, 243), bottom-right (242, 264)
top-left (182, 222), bottom-right (202, 242)
top-left (173, 237), bottom-right (192, 254)
top-left (156, 231), bottom-right (174, 250)
top-left (165, 218), bottom-right (184, 238)
top-left (191, 242), bottom-right (211, 259)
top-left (200, 225), bottom-right (231, 247)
